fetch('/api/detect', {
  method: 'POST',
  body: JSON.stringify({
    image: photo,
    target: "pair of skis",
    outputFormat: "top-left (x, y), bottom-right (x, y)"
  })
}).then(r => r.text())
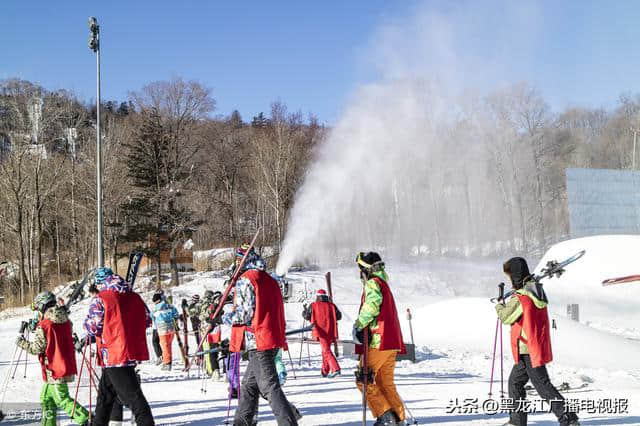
top-left (490, 250), bottom-right (586, 303)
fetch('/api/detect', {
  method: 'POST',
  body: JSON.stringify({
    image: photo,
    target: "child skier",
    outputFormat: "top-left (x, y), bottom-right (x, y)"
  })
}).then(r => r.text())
top-left (353, 252), bottom-right (407, 426)
top-left (497, 257), bottom-right (580, 426)
top-left (303, 289), bottom-right (342, 377)
top-left (199, 290), bottom-right (223, 378)
top-left (151, 292), bottom-right (180, 371)
top-left (16, 291), bottom-right (90, 426)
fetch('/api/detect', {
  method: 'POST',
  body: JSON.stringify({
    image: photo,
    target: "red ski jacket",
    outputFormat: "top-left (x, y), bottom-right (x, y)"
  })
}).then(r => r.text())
top-left (311, 301), bottom-right (338, 343)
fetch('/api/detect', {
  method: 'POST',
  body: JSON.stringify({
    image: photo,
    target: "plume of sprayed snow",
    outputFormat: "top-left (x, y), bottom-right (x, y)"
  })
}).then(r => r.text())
top-left (276, 1), bottom-right (542, 275)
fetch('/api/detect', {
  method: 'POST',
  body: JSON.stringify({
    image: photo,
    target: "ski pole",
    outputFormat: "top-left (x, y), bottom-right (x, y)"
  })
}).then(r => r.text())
top-left (22, 330), bottom-right (29, 379)
top-left (0, 344), bottom-right (22, 410)
top-left (488, 318), bottom-right (499, 397)
top-left (361, 327), bottom-right (369, 426)
top-left (10, 347), bottom-right (24, 380)
top-left (406, 308), bottom-right (415, 347)
top-left (286, 349), bottom-right (297, 380)
top-left (71, 340), bottom-right (89, 419)
top-left (399, 395), bottom-right (419, 425)
top-left (88, 338), bottom-right (93, 424)
top-left (298, 319), bottom-right (306, 366)
top-left (499, 321), bottom-right (504, 398)
top-left (306, 332), bottom-right (312, 366)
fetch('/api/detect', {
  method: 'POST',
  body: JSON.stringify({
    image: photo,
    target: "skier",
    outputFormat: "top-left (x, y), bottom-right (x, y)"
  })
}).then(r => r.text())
top-left (223, 244), bottom-right (298, 426)
top-left (302, 288), bottom-right (342, 378)
top-left (84, 270), bottom-right (155, 426)
top-left (199, 290), bottom-right (224, 378)
top-left (496, 257), bottom-right (580, 426)
top-left (150, 289), bottom-right (165, 365)
top-left (16, 291), bottom-right (90, 426)
top-left (187, 294), bottom-right (202, 352)
top-left (151, 292), bottom-right (180, 371)
top-left (87, 268), bottom-right (127, 425)
top-left (353, 252), bottom-right (407, 426)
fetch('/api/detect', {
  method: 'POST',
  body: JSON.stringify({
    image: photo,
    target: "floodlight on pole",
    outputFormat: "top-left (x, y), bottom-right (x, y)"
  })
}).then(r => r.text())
top-left (88, 16), bottom-right (104, 267)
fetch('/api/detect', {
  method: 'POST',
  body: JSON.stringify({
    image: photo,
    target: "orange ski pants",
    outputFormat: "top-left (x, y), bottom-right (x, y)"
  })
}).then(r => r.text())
top-left (159, 331), bottom-right (174, 365)
top-left (356, 348), bottom-right (405, 421)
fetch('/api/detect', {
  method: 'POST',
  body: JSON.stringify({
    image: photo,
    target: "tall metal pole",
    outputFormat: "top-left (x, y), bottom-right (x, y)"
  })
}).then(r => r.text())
top-left (89, 17), bottom-right (104, 267)
top-left (96, 41), bottom-right (103, 267)
top-left (633, 129), bottom-right (637, 171)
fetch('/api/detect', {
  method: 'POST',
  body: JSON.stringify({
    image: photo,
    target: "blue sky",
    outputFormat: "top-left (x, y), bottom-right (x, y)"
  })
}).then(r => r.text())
top-left (2, 1), bottom-right (640, 123)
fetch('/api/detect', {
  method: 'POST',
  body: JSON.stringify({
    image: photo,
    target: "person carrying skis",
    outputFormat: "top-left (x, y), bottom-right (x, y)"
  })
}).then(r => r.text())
top-left (302, 289), bottom-right (342, 377)
top-left (84, 270), bottom-right (155, 426)
top-left (497, 258), bottom-right (580, 426)
top-left (151, 292), bottom-right (180, 371)
top-left (223, 244), bottom-right (298, 426)
top-left (16, 291), bottom-right (90, 426)
top-left (353, 252), bottom-right (407, 426)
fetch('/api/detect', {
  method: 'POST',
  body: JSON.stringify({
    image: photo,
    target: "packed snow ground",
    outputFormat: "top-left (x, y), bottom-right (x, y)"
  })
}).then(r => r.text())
top-left (1, 236), bottom-right (640, 425)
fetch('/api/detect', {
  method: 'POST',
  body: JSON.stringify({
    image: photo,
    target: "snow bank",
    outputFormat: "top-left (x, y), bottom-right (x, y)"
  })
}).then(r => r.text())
top-left (410, 297), bottom-right (640, 372)
top-left (534, 235), bottom-right (640, 327)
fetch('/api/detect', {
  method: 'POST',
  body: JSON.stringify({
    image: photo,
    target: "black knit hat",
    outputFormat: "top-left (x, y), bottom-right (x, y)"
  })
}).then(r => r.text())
top-left (503, 257), bottom-right (531, 289)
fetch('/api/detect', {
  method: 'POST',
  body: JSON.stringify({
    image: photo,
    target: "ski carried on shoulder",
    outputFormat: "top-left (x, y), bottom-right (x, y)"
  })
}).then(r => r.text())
top-left (184, 228), bottom-right (262, 372)
top-left (602, 274), bottom-right (640, 286)
top-left (490, 250), bottom-right (585, 303)
top-left (126, 251), bottom-right (144, 288)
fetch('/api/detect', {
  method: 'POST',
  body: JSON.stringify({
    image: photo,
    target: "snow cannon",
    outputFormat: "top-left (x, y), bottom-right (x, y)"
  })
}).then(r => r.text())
top-left (271, 273), bottom-right (291, 302)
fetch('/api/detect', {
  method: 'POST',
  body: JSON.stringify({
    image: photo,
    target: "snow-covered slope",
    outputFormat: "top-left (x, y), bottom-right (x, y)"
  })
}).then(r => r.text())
top-left (1, 237), bottom-right (640, 424)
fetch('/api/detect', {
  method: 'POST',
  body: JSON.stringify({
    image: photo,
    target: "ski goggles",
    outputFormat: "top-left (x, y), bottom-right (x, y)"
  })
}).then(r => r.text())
top-left (356, 253), bottom-right (384, 272)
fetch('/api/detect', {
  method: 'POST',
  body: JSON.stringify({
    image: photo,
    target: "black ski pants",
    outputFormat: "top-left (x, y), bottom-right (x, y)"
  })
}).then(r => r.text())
top-left (94, 366), bottom-right (154, 426)
top-left (508, 354), bottom-right (578, 426)
top-left (152, 329), bottom-right (162, 359)
top-left (234, 349), bottom-right (297, 426)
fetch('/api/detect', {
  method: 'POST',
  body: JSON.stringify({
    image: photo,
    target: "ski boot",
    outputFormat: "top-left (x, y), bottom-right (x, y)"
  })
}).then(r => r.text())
top-left (161, 363), bottom-right (172, 371)
top-left (328, 369), bottom-right (341, 378)
top-left (374, 410), bottom-right (398, 426)
top-left (559, 413), bottom-right (580, 426)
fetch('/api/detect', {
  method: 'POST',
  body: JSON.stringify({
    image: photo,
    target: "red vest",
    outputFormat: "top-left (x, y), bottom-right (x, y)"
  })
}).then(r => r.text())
top-left (510, 293), bottom-right (553, 368)
top-left (356, 277), bottom-right (406, 354)
top-left (38, 319), bottom-right (77, 381)
top-left (97, 290), bottom-right (150, 366)
top-left (208, 325), bottom-right (222, 344)
top-left (230, 269), bottom-right (286, 352)
top-left (311, 301), bottom-right (338, 342)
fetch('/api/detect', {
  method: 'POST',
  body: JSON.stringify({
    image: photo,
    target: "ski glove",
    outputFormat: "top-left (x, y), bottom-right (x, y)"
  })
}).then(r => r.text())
top-left (15, 335), bottom-right (26, 347)
top-left (352, 324), bottom-right (364, 345)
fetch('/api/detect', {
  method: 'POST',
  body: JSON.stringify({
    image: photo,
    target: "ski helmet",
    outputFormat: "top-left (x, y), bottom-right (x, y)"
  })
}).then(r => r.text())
top-left (212, 291), bottom-right (222, 302)
top-left (32, 291), bottom-right (56, 313)
top-left (356, 252), bottom-right (384, 274)
top-left (94, 267), bottom-right (114, 286)
top-left (235, 243), bottom-right (254, 258)
top-left (316, 289), bottom-right (327, 296)
top-left (190, 294), bottom-right (200, 304)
